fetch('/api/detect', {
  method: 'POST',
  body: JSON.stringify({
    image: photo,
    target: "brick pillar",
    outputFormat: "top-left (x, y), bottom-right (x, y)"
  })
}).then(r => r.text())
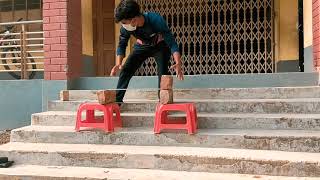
top-left (43, 0), bottom-right (82, 80)
top-left (313, 0), bottom-right (320, 71)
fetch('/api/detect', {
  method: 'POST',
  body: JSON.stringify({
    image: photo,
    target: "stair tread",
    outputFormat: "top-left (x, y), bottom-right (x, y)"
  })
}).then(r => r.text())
top-left (14, 126), bottom-right (320, 137)
top-left (0, 165), bottom-right (314, 180)
top-left (51, 98), bottom-right (320, 103)
top-left (33, 111), bottom-right (320, 118)
top-left (1, 142), bottom-right (320, 163)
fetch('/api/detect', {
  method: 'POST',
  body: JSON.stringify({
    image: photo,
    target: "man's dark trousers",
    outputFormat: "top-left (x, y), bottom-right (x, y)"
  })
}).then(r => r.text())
top-left (116, 41), bottom-right (171, 103)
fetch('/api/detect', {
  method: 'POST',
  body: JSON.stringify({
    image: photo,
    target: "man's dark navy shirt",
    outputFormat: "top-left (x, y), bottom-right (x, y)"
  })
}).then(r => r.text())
top-left (116, 12), bottom-right (179, 56)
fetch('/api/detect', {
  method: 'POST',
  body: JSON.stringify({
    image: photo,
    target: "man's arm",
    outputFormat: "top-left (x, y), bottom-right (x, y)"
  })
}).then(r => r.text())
top-left (151, 14), bottom-right (180, 55)
top-left (116, 27), bottom-right (131, 63)
top-left (111, 28), bottom-right (130, 76)
top-left (151, 13), bottom-right (184, 80)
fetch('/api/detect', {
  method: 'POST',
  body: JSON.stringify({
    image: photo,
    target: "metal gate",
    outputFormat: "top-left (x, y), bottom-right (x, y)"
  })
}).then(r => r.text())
top-left (136, 0), bottom-right (274, 75)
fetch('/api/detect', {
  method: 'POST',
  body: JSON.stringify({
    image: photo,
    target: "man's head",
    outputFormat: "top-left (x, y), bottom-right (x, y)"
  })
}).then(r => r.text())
top-left (115, 0), bottom-right (141, 31)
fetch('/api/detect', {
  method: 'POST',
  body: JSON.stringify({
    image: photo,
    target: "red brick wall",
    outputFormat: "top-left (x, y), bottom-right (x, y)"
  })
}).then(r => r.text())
top-left (43, 0), bottom-right (82, 80)
top-left (313, 0), bottom-right (320, 71)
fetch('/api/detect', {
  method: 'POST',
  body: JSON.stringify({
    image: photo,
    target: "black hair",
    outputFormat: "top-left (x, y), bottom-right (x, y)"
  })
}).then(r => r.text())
top-left (114, 0), bottom-right (141, 23)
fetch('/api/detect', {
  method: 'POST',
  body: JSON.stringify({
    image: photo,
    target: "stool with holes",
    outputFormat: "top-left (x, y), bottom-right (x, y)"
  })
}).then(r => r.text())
top-left (154, 103), bottom-right (197, 134)
top-left (75, 103), bottom-right (122, 133)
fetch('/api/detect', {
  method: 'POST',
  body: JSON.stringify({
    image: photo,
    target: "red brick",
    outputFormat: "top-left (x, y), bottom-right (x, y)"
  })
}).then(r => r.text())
top-left (51, 72), bottom-right (67, 80)
top-left (43, 0), bottom-right (82, 80)
top-left (44, 72), bottom-right (51, 80)
top-left (60, 37), bottom-right (68, 44)
top-left (60, 90), bottom-right (69, 101)
top-left (44, 45), bottom-right (51, 52)
top-left (51, 44), bottom-right (67, 51)
top-left (45, 51), bottom-right (60, 58)
top-left (97, 91), bottom-right (116, 104)
top-left (43, 17), bottom-right (50, 23)
top-left (50, 2), bottom-right (67, 9)
top-left (60, 65), bottom-right (67, 72)
top-left (44, 31), bottom-right (50, 38)
top-left (61, 51), bottom-right (68, 58)
top-left (160, 90), bottom-right (174, 104)
top-left (43, 9), bottom-right (60, 17)
top-left (43, 3), bottom-right (50, 10)
top-left (60, 9), bottom-right (67, 16)
top-left (50, 16), bottom-right (67, 23)
top-left (51, 58), bottom-right (67, 65)
top-left (313, 0), bottom-right (320, 71)
top-left (160, 75), bottom-right (173, 90)
top-left (43, 0), bottom-right (66, 3)
top-left (44, 37), bottom-right (60, 45)
top-left (43, 23), bottom-right (61, 31)
top-left (50, 30), bottom-right (67, 37)
top-left (60, 23), bottom-right (67, 30)
top-left (46, 64), bottom-right (61, 72)
top-left (44, 59), bottom-right (51, 65)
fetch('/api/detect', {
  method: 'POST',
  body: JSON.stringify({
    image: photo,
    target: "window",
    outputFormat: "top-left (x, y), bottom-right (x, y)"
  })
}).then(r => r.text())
top-left (0, 0), bottom-right (42, 22)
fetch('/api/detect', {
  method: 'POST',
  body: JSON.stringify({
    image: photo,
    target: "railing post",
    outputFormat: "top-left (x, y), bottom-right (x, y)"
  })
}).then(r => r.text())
top-left (20, 26), bottom-right (24, 79)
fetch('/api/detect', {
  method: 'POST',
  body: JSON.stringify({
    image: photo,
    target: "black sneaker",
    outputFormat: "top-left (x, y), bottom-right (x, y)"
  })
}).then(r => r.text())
top-left (0, 157), bottom-right (8, 164)
top-left (0, 161), bottom-right (14, 168)
top-left (117, 101), bottom-right (123, 107)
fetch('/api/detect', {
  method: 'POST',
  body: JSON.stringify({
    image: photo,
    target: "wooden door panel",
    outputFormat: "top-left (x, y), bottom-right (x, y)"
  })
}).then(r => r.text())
top-left (104, 50), bottom-right (115, 74)
top-left (103, 19), bottom-right (115, 45)
top-left (93, 0), bottom-right (115, 76)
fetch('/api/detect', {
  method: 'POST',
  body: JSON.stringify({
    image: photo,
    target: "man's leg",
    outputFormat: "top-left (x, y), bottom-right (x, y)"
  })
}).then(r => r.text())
top-left (116, 49), bottom-right (150, 103)
top-left (153, 42), bottom-right (171, 99)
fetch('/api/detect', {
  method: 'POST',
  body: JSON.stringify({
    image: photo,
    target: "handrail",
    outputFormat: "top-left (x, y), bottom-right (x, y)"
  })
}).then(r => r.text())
top-left (0, 20), bottom-right (43, 26)
top-left (0, 20), bottom-right (44, 79)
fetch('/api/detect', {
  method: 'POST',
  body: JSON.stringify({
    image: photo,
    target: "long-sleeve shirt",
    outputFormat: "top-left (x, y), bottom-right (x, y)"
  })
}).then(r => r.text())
top-left (116, 12), bottom-right (179, 56)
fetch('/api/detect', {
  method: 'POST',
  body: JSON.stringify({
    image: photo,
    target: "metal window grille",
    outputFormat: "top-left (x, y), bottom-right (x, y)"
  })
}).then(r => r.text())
top-left (135, 0), bottom-right (274, 76)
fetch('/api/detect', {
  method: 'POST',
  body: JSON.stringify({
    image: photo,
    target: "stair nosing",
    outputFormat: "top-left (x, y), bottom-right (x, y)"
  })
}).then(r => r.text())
top-left (1, 142), bottom-right (320, 163)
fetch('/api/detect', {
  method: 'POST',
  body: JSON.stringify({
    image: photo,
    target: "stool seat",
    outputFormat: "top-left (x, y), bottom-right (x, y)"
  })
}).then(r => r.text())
top-left (75, 103), bottom-right (122, 133)
top-left (154, 103), bottom-right (197, 134)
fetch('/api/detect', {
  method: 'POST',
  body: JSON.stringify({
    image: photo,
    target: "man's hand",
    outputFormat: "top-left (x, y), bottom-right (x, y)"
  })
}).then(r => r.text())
top-left (111, 55), bottom-right (124, 76)
top-left (170, 63), bottom-right (184, 81)
top-left (172, 52), bottom-right (184, 80)
top-left (110, 64), bottom-right (122, 76)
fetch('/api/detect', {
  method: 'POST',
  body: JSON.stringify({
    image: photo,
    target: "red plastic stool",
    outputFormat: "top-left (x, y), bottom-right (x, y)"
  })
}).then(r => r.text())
top-left (154, 103), bottom-right (198, 134)
top-left (75, 103), bottom-right (122, 133)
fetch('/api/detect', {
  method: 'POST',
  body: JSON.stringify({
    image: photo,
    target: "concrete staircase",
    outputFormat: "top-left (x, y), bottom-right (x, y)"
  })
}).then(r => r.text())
top-left (0, 87), bottom-right (320, 179)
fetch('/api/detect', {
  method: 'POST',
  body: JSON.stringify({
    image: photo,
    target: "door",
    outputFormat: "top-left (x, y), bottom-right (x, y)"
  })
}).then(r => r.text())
top-left (93, 0), bottom-right (115, 76)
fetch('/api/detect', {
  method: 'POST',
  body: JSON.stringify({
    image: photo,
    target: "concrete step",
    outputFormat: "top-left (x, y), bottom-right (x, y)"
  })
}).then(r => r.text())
top-left (47, 98), bottom-right (320, 114)
top-left (11, 126), bottom-right (320, 153)
top-left (0, 165), bottom-right (315, 180)
top-left (32, 111), bottom-right (320, 130)
top-left (67, 86), bottom-right (320, 100)
top-left (0, 142), bottom-right (319, 177)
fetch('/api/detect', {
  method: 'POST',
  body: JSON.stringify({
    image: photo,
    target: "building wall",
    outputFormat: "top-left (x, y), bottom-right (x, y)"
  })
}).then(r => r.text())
top-left (275, 0), bottom-right (300, 72)
top-left (81, 0), bottom-right (95, 77)
top-left (81, 0), bottom-right (303, 75)
top-left (313, 0), bottom-right (320, 71)
top-left (0, 79), bottom-right (67, 131)
top-left (81, 0), bottom-right (93, 57)
top-left (304, 0), bottom-right (314, 72)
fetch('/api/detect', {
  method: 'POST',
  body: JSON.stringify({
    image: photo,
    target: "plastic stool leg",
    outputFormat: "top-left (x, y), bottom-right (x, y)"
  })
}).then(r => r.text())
top-left (103, 106), bottom-right (113, 133)
top-left (114, 104), bottom-right (122, 127)
top-left (192, 106), bottom-right (198, 132)
top-left (154, 104), bottom-right (162, 134)
top-left (186, 110), bottom-right (195, 135)
top-left (86, 110), bottom-right (95, 123)
top-left (75, 109), bottom-right (82, 131)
